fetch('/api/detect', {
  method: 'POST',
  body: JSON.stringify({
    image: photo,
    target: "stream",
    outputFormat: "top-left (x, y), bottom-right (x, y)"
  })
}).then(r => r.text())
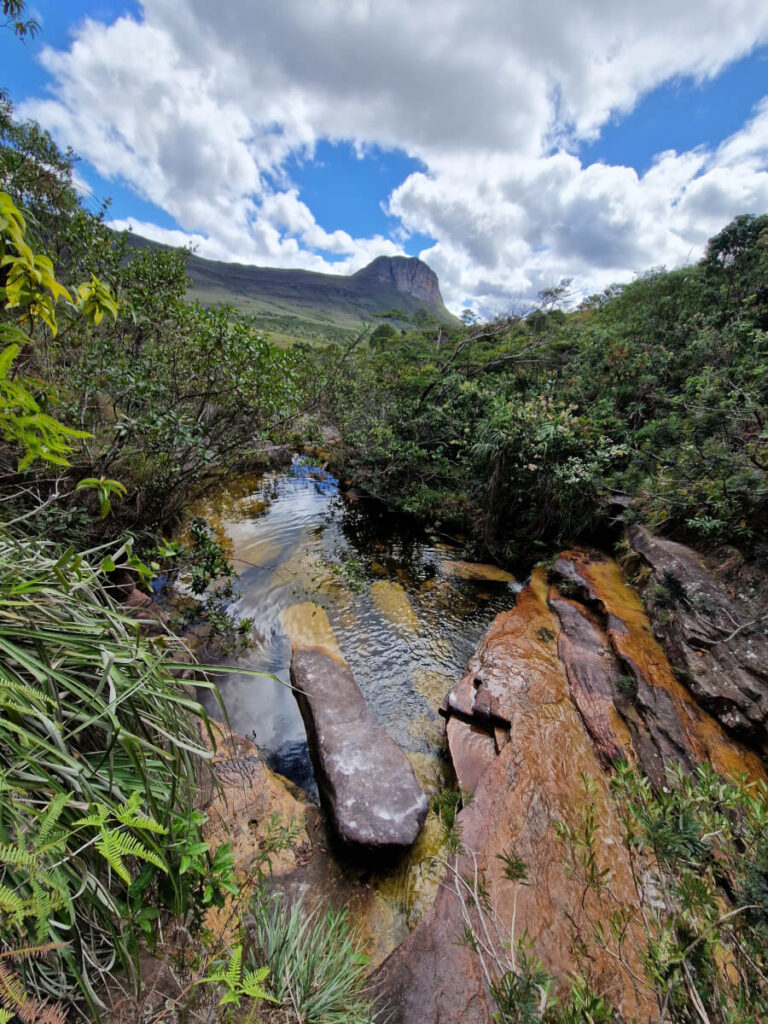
top-left (189, 457), bottom-right (521, 955)
top-left (193, 457), bottom-right (519, 799)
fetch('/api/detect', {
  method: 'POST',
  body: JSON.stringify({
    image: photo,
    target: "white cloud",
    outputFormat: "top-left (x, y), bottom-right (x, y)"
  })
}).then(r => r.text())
top-left (16, 1), bottom-right (768, 313)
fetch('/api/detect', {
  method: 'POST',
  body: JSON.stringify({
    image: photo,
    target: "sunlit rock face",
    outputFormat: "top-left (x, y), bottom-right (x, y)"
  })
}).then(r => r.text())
top-left (281, 603), bottom-right (428, 855)
top-left (351, 255), bottom-right (444, 306)
top-left (376, 570), bottom-right (655, 1023)
top-left (552, 548), bottom-right (765, 784)
top-left (378, 545), bottom-right (766, 1023)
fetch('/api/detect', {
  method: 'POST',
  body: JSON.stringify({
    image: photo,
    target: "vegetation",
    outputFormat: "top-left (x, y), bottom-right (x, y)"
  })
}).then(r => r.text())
top-left (2, 7), bottom-right (768, 1019)
top-left (247, 896), bottom-right (378, 1023)
top-left (315, 215), bottom-right (768, 564)
top-left (447, 765), bottom-right (768, 1023)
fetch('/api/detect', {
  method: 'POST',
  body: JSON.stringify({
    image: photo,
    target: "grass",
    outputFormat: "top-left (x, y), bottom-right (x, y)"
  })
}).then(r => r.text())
top-left (249, 894), bottom-right (379, 1024)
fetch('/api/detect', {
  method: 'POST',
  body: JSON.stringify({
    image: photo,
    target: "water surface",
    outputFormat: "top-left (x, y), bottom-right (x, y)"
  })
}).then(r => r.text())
top-left (193, 458), bottom-right (520, 799)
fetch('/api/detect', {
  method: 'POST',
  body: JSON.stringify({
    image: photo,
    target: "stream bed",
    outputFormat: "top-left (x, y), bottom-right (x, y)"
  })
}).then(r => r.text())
top-left (194, 458), bottom-right (519, 796)
top-left (190, 457), bottom-right (521, 956)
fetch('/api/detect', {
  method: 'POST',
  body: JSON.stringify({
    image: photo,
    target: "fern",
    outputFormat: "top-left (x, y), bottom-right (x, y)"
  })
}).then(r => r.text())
top-left (34, 794), bottom-right (69, 851)
top-left (0, 845), bottom-right (37, 870)
top-left (225, 944), bottom-right (242, 993)
top-left (241, 966), bottom-right (272, 1001)
top-left (95, 829), bottom-right (167, 885)
top-left (0, 884), bottom-right (25, 925)
top-left (0, 945), bottom-right (66, 1024)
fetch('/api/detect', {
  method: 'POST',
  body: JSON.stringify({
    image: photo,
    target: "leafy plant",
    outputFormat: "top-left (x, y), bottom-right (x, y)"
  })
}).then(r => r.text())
top-left (0, 529), bottom-right (225, 1016)
top-left (74, 476), bottom-right (127, 518)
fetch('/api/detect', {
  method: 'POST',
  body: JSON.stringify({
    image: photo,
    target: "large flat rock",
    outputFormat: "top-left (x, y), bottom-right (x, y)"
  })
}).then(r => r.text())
top-left (375, 570), bottom-right (656, 1023)
top-left (282, 604), bottom-right (428, 855)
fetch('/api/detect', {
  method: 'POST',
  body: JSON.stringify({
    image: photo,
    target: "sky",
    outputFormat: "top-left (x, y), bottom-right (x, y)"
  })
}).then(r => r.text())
top-left (2, 1), bottom-right (768, 316)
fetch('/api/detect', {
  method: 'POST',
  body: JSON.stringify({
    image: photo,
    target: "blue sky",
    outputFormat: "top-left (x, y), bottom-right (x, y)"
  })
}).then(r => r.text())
top-left (3, 1), bottom-right (768, 312)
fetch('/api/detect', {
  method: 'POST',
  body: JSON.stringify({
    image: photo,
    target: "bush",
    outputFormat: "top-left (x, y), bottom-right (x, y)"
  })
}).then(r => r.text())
top-left (248, 894), bottom-right (379, 1023)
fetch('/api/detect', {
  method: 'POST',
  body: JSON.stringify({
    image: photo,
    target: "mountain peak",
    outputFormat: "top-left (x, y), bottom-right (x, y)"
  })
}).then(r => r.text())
top-left (352, 255), bottom-right (443, 306)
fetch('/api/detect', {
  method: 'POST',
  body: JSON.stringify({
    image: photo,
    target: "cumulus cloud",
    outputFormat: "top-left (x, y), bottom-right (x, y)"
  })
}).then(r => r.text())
top-left (17, 0), bottom-right (768, 312)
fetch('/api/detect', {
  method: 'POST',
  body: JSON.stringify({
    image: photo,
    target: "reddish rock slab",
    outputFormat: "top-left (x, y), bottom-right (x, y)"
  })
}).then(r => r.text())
top-left (445, 717), bottom-right (497, 794)
top-left (374, 571), bottom-right (655, 1024)
top-left (548, 592), bottom-right (633, 769)
top-left (553, 548), bottom-right (766, 783)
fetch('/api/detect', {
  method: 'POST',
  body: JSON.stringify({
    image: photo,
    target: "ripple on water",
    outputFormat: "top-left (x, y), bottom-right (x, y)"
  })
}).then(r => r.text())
top-left (190, 458), bottom-right (517, 938)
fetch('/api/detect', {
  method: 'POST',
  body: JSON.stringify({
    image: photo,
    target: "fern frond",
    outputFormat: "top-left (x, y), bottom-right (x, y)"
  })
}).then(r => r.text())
top-left (0, 883), bottom-right (26, 924)
top-left (29, 878), bottom-right (53, 944)
top-left (241, 966), bottom-right (277, 1002)
top-left (0, 844), bottom-right (37, 870)
top-left (113, 805), bottom-right (166, 835)
top-left (35, 793), bottom-right (69, 851)
top-left (225, 945), bottom-right (242, 991)
top-left (0, 959), bottom-right (26, 1013)
top-left (72, 804), bottom-right (108, 830)
top-left (95, 829), bottom-right (167, 884)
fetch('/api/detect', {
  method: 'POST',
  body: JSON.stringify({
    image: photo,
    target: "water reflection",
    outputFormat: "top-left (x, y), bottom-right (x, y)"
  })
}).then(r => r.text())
top-left (192, 457), bottom-right (520, 799)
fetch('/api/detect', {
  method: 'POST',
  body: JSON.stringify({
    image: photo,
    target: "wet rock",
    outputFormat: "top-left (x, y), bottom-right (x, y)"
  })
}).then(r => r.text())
top-left (553, 549), bottom-right (765, 783)
top-left (375, 571), bottom-right (655, 1023)
top-left (628, 525), bottom-right (768, 744)
top-left (371, 580), bottom-right (419, 632)
top-left (548, 593), bottom-right (633, 769)
top-left (445, 718), bottom-right (496, 794)
top-left (441, 581), bottom-right (562, 728)
top-left (411, 666), bottom-right (455, 709)
top-left (282, 603), bottom-right (428, 855)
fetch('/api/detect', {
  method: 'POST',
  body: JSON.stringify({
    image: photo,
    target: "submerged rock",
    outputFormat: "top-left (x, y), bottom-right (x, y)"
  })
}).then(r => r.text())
top-left (441, 560), bottom-right (516, 583)
top-left (371, 580), bottom-right (419, 632)
top-left (281, 603), bottom-right (428, 855)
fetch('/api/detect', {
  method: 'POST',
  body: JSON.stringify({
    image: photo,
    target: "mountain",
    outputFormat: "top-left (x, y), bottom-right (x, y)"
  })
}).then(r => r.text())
top-left (126, 234), bottom-right (458, 344)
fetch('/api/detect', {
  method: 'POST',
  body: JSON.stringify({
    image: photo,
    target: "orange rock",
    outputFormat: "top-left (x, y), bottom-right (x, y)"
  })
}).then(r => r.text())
top-left (377, 571), bottom-right (656, 1023)
top-left (553, 549), bottom-right (765, 784)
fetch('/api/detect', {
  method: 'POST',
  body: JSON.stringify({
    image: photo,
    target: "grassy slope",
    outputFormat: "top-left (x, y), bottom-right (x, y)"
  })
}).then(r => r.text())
top-left (126, 233), bottom-right (459, 345)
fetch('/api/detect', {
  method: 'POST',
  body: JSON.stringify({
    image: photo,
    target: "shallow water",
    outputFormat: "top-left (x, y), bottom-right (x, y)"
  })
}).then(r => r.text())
top-left (192, 457), bottom-right (520, 800)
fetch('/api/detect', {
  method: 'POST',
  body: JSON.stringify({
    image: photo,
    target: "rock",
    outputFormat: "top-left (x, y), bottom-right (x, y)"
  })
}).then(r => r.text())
top-left (281, 603), bottom-right (428, 855)
top-left (445, 718), bottom-right (496, 794)
top-left (351, 255), bottom-right (445, 306)
top-left (548, 593), bottom-right (633, 769)
top-left (201, 728), bottom-right (310, 945)
top-left (371, 580), bottom-right (419, 632)
top-left (411, 666), bottom-right (455, 709)
top-left (441, 560), bottom-right (516, 583)
top-left (441, 579), bottom-right (562, 728)
top-left (628, 525), bottom-right (768, 744)
top-left (375, 570), bottom-right (655, 1023)
top-left (552, 548), bottom-right (765, 784)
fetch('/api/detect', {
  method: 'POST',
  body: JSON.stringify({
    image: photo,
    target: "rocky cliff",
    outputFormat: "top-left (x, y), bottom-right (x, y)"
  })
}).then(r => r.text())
top-left (374, 539), bottom-right (768, 1023)
top-left (351, 255), bottom-right (444, 306)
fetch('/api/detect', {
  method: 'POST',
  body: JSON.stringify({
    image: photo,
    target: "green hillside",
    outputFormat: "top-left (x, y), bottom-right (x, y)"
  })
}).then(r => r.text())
top-left (126, 233), bottom-right (459, 344)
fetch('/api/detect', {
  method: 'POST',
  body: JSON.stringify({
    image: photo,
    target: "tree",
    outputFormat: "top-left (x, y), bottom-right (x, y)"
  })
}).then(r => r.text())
top-left (1, 0), bottom-right (39, 39)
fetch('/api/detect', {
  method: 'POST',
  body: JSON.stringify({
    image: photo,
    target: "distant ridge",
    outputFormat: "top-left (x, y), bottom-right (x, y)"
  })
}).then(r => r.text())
top-left (126, 233), bottom-right (458, 344)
